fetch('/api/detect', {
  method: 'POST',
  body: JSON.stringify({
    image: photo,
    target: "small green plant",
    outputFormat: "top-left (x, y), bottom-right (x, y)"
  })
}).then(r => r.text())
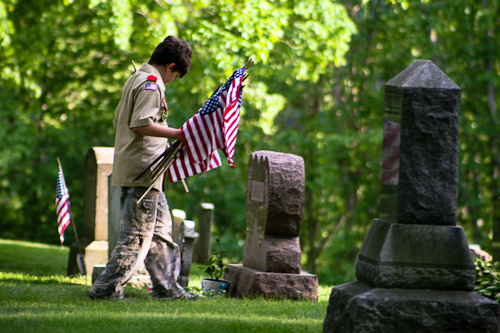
top-left (474, 258), bottom-right (500, 302)
top-left (199, 236), bottom-right (229, 280)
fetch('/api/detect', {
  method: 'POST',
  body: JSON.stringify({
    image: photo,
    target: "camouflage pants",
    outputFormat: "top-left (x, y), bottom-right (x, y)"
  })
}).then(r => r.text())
top-left (90, 187), bottom-right (185, 299)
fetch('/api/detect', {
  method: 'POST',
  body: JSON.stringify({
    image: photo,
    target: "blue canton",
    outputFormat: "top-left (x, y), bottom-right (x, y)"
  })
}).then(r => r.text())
top-left (199, 67), bottom-right (245, 116)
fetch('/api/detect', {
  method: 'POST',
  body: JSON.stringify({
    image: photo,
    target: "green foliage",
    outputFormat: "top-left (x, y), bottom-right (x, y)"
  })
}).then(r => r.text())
top-left (0, 0), bottom-right (356, 251)
top-left (475, 258), bottom-right (500, 302)
top-left (198, 237), bottom-right (229, 280)
top-left (2, 0), bottom-right (500, 288)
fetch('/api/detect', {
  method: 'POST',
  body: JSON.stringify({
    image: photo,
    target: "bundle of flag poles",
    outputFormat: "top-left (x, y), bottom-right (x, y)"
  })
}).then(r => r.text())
top-left (133, 139), bottom-right (185, 191)
top-left (136, 59), bottom-right (253, 203)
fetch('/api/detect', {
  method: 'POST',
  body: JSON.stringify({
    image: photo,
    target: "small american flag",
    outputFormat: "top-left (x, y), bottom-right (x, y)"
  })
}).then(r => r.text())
top-left (168, 66), bottom-right (246, 182)
top-left (56, 159), bottom-right (71, 244)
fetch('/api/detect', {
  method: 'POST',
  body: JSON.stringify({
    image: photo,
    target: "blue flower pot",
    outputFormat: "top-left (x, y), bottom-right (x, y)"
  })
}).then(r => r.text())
top-left (201, 278), bottom-right (231, 296)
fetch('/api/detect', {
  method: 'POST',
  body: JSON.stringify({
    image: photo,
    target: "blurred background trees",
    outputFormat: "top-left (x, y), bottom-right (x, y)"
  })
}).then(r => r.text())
top-left (0, 0), bottom-right (498, 285)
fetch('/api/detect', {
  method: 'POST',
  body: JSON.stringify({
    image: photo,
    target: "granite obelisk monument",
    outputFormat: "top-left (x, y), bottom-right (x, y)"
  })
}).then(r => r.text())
top-left (324, 60), bottom-right (500, 332)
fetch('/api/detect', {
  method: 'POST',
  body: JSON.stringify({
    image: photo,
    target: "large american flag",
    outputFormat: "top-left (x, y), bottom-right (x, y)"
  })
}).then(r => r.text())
top-left (168, 66), bottom-right (246, 183)
top-left (56, 159), bottom-right (71, 244)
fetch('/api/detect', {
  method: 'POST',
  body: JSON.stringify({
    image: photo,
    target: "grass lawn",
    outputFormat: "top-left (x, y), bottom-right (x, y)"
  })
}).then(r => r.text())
top-left (0, 239), bottom-right (333, 332)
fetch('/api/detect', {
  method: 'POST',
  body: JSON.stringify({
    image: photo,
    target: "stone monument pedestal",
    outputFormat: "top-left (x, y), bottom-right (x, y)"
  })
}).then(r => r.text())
top-left (226, 264), bottom-right (318, 301)
top-left (356, 219), bottom-right (475, 291)
top-left (324, 281), bottom-right (499, 333)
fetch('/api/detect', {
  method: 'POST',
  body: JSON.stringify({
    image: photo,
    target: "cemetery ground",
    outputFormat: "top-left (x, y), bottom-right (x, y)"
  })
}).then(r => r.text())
top-left (0, 239), bottom-right (331, 332)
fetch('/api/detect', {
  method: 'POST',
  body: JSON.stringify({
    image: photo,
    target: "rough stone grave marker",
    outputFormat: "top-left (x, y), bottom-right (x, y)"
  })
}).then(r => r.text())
top-left (323, 60), bottom-right (500, 332)
top-left (226, 150), bottom-right (318, 301)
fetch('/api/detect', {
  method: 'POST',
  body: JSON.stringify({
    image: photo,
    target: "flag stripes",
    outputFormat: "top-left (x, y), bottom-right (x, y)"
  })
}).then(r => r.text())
top-left (223, 74), bottom-right (244, 167)
top-left (56, 162), bottom-right (71, 244)
top-left (168, 66), bottom-right (246, 183)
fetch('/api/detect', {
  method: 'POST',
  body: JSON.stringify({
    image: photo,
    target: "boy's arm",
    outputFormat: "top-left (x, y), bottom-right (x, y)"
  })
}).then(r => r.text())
top-left (132, 123), bottom-right (183, 141)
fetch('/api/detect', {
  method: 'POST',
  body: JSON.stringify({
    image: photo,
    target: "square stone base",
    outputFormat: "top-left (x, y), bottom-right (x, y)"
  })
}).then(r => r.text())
top-left (356, 219), bottom-right (475, 291)
top-left (324, 281), bottom-right (500, 333)
top-left (225, 264), bottom-right (318, 301)
top-left (67, 239), bottom-right (110, 277)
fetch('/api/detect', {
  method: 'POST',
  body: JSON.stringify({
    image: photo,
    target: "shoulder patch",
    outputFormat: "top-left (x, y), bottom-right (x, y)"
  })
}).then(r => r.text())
top-left (147, 75), bottom-right (157, 82)
top-left (145, 83), bottom-right (158, 91)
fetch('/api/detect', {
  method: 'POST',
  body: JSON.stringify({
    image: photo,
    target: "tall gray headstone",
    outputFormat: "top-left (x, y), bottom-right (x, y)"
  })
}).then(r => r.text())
top-left (67, 147), bottom-right (114, 276)
top-left (226, 151), bottom-right (318, 301)
top-left (176, 220), bottom-right (198, 287)
top-left (324, 61), bottom-right (500, 333)
top-left (194, 203), bottom-right (214, 264)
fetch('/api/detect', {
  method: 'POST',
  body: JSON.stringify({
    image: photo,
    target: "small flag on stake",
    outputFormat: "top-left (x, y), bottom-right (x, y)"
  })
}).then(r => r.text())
top-left (56, 158), bottom-right (71, 244)
top-left (56, 158), bottom-right (86, 275)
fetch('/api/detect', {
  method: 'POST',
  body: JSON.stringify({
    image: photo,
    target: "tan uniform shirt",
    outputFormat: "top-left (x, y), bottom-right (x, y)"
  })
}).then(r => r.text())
top-left (112, 63), bottom-right (169, 191)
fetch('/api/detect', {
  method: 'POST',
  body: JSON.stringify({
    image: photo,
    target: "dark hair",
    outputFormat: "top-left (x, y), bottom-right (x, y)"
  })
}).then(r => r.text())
top-left (148, 36), bottom-right (192, 77)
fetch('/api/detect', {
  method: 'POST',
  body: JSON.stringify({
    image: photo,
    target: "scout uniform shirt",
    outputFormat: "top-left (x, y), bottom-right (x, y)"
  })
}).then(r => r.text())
top-left (112, 63), bottom-right (169, 191)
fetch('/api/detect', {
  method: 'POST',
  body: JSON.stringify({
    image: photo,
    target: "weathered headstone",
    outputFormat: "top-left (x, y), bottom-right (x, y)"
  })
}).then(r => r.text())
top-left (226, 151), bottom-right (318, 301)
top-left (176, 220), bottom-right (198, 287)
top-left (67, 147), bottom-right (114, 276)
top-left (194, 203), bottom-right (214, 264)
top-left (172, 209), bottom-right (187, 242)
top-left (324, 60), bottom-right (500, 332)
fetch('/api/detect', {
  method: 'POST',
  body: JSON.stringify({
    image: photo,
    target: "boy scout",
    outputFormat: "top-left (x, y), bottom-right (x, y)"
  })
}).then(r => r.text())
top-left (90, 36), bottom-right (198, 300)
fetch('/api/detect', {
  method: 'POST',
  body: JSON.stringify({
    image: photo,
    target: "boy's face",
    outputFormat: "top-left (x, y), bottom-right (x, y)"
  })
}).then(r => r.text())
top-left (163, 70), bottom-right (182, 84)
top-left (162, 63), bottom-right (182, 84)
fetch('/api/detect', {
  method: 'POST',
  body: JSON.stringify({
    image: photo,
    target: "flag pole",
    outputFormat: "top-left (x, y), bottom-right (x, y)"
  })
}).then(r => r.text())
top-left (137, 142), bottom-right (187, 204)
top-left (57, 158), bottom-right (86, 276)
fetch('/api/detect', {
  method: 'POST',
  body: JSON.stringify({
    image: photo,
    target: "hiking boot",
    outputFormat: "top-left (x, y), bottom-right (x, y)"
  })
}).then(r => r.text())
top-left (89, 285), bottom-right (124, 300)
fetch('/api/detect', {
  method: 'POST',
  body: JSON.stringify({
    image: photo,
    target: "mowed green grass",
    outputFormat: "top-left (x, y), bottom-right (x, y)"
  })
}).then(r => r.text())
top-left (0, 239), bottom-right (332, 333)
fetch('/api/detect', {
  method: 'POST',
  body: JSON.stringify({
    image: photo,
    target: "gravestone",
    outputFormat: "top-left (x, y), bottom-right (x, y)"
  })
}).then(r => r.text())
top-left (67, 147), bottom-right (114, 276)
top-left (172, 209), bottom-right (187, 242)
top-left (194, 203), bottom-right (214, 264)
top-left (226, 151), bottom-right (318, 301)
top-left (176, 220), bottom-right (198, 287)
top-left (324, 60), bottom-right (500, 332)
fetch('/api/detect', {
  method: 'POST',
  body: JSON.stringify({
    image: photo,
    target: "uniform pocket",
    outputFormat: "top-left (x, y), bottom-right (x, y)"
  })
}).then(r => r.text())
top-left (142, 199), bottom-right (154, 223)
